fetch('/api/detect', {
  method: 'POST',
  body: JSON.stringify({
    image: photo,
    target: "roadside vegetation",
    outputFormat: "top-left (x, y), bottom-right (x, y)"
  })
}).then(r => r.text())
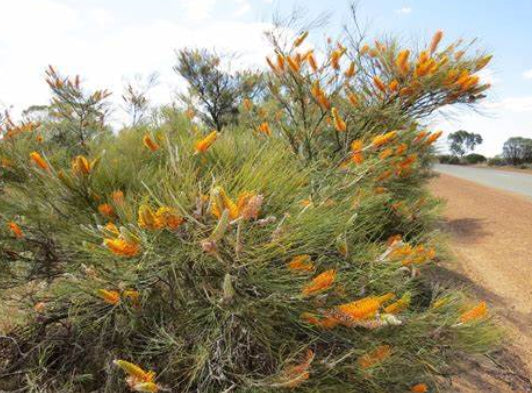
top-left (0, 12), bottom-right (497, 393)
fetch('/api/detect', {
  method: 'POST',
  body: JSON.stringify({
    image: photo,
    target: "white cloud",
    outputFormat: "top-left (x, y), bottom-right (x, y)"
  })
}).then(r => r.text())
top-left (0, 0), bottom-right (277, 125)
top-left (483, 96), bottom-right (532, 113)
top-left (181, 0), bottom-right (217, 21)
top-left (395, 7), bottom-right (412, 14)
top-left (523, 68), bottom-right (532, 80)
top-left (234, 0), bottom-right (251, 17)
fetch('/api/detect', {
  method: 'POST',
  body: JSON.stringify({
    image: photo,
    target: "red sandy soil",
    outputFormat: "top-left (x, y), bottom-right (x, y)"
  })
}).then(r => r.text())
top-left (429, 173), bottom-right (532, 392)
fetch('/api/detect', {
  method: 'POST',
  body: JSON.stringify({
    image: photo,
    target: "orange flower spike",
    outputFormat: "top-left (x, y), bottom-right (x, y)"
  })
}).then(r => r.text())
top-left (425, 130), bottom-right (443, 145)
top-left (138, 205), bottom-right (161, 230)
top-left (288, 255), bottom-right (314, 272)
top-left (360, 44), bottom-right (370, 55)
top-left (344, 61), bottom-right (356, 78)
top-left (258, 122), bottom-right (272, 136)
top-left (331, 107), bottom-right (347, 132)
top-left (388, 79), bottom-right (399, 92)
top-left (287, 56), bottom-right (300, 73)
top-left (111, 190), bottom-right (125, 206)
top-left (29, 152), bottom-right (49, 171)
top-left (71, 155), bottom-right (91, 175)
top-left (411, 383), bottom-right (429, 393)
top-left (194, 130), bottom-right (218, 154)
top-left (358, 345), bottom-right (392, 369)
top-left (413, 131), bottom-right (428, 143)
top-left (475, 55), bottom-right (493, 71)
top-left (430, 30), bottom-right (444, 54)
top-left (351, 139), bottom-right (364, 164)
top-left (98, 289), bottom-right (120, 305)
top-left (336, 296), bottom-right (383, 321)
top-left (276, 53), bottom-right (285, 71)
top-left (348, 92), bottom-right (358, 106)
top-left (104, 238), bottom-right (140, 257)
top-left (373, 76), bottom-right (387, 93)
top-left (113, 360), bottom-right (155, 383)
top-left (330, 50), bottom-right (341, 70)
top-left (301, 313), bottom-right (339, 329)
top-left (372, 130), bottom-right (398, 148)
top-left (155, 207), bottom-right (184, 230)
top-left (98, 203), bottom-right (115, 218)
top-left (293, 31), bottom-right (309, 47)
top-left (395, 143), bottom-right (408, 155)
top-left (282, 349), bottom-right (315, 388)
top-left (7, 221), bottom-right (24, 238)
top-left (307, 52), bottom-right (318, 72)
top-left (379, 148), bottom-right (393, 160)
top-left (302, 269), bottom-right (336, 297)
top-left (242, 98), bottom-right (252, 111)
top-left (143, 134), bottom-right (159, 152)
top-left (460, 301), bottom-right (488, 323)
top-left (396, 49), bottom-right (411, 75)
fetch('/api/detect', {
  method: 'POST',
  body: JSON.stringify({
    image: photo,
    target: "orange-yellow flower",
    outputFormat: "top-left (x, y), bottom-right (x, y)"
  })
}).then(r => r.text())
top-left (379, 148), bottom-right (393, 160)
top-left (29, 151), bottom-right (49, 171)
top-left (288, 255), bottom-right (314, 272)
top-left (155, 206), bottom-right (184, 230)
top-left (358, 345), bottom-right (392, 369)
top-left (372, 131), bottom-right (398, 148)
top-left (301, 312), bottom-right (339, 329)
top-left (138, 205), bottom-right (162, 230)
top-left (425, 130), bottom-right (443, 145)
top-left (71, 155), bottom-right (91, 175)
top-left (330, 50), bottom-right (341, 70)
top-left (411, 383), bottom-right (429, 393)
top-left (360, 44), bottom-right (370, 55)
top-left (286, 56), bottom-right (300, 73)
top-left (210, 187), bottom-right (239, 220)
top-left (113, 360), bottom-right (158, 392)
top-left (388, 79), bottom-right (399, 92)
top-left (373, 76), bottom-right (387, 93)
top-left (460, 301), bottom-right (488, 323)
top-left (307, 52), bottom-right (318, 72)
top-left (258, 122), bottom-right (272, 136)
top-left (281, 349), bottom-right (314, 388)
top-left (475, 55), bottom-right (492, 71)
top-left (143, 134), bottom-right (159, 152)
top-left (104, 238), bottom-right (140, 257)
top-left (383, 293), bottom-right (411, 314)
top-left (194, 131), bottom-right (218, 154)
top-left (293, 31), bottom-right (309, 47)
top-left (335, 294), bottom-right (394, 323)
top-left (344, 61), bottom-right (356, 78)
top-left (395, 143), bottom-right (408, 155)
top-left (302, 269), bottom-right (336, 297)
top-left (98, 289), bottom-right (120, 305)
top-left (98, 203), bottom-right (115, 218)
top-left (348, 92), bottom-right (358, 106)
top-left (7, 221), bottom-right (24, 238)
top-left (351, 139), bottom-right (364, 164)
top-left (395, 49), bottom-right (410, 75)
top-left (331, 108), bottom-right (347, 132)
top-left (242, 98), bottom-right (252, 111)
top-left (111, 190), bottom-right (125, 206)
top-left (430, 30), bottom-right (444, 54)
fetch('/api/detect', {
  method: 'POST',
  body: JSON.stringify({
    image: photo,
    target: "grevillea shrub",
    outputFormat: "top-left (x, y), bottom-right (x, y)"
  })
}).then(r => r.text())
top-left (0, 27), bottom-right (497, 393)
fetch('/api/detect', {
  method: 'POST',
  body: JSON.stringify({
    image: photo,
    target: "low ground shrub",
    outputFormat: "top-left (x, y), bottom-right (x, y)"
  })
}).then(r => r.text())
top-left (463, 153), bottom-right (487, 164)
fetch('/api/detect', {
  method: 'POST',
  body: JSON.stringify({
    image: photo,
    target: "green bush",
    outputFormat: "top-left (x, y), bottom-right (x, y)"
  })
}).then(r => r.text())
top-left (487, 156), bottom-right (506, 166)
top-left (0, 26), bottom-right (497, 393)
top-left (438, 154), bottom-right (461, 164)
top-left (463, 153), bottom-right (487, 164)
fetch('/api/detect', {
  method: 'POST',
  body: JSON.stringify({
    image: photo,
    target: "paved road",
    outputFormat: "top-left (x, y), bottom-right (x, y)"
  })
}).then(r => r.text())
top-left (434, 164), bottom-right (532, 199)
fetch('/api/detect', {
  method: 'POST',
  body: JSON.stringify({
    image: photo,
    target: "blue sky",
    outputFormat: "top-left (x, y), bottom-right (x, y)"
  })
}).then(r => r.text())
top-left (0, 0), bottom-right (531, 156)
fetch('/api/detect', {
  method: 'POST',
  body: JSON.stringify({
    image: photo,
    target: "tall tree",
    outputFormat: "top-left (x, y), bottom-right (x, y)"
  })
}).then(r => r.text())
top-left (503, 137), bottom-right (532, 165)
top-left (174, 49), bottom-right (264, 131)
top-left (447, 130), bottom-right (483, 157)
